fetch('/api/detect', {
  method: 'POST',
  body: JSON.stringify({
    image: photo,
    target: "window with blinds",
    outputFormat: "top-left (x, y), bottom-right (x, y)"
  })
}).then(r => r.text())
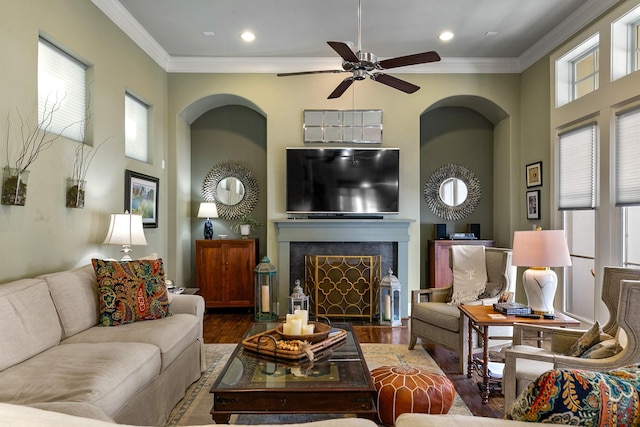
top-left (558, 123), bottom-right (597, 210)
top-left (125, 93), bottom-right (149, 162)
top-left (37, 38), bottom-right (86, 142)
top-left (616, 107), bottom-right (640, 205)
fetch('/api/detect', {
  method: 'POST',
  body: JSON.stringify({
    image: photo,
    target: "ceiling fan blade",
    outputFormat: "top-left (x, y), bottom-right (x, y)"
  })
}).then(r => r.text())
top-left (378, 51), bottom-right (441, 69)
top-left (277, 70), bottom-right (344, 77)
top-left (371, 73), bottom-right (420, 94)
top-left (327, 41), bottom-right (359, 63)
top-left (328, 77), bottom-right (354, 99)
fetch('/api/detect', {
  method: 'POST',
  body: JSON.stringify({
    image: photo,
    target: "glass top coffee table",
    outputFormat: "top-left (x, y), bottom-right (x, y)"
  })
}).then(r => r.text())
top-left (210, 322), bottom-right (377, 423)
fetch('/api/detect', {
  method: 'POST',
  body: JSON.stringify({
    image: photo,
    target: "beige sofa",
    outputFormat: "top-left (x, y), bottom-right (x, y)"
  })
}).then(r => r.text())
top-left (0, 263), bottom-right (205, 426)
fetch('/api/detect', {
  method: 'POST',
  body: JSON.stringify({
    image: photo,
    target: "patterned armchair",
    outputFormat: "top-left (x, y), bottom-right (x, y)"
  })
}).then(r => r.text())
top-left (503, 268), bottom-right (640, 412)
top-left (409, 247), bottom-right (516, 373)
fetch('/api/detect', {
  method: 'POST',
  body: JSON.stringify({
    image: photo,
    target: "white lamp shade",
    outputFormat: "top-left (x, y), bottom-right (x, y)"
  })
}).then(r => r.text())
top-left (512, 230), bottom-right (572, 268)
top-left (103, 213), bottom-right (147, 246)
top-left (197, 202), bottom-right (219, 219)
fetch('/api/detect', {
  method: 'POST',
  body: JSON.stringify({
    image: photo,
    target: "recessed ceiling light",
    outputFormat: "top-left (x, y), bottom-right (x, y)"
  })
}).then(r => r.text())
top-left (203, 31), bottom-right (215, 37)
top-left (241, 31), bottom-right (255, 42)
top-left (485, 31), bottom-right (498, 36)
top-left (438, 31), bottom-right (454, 41)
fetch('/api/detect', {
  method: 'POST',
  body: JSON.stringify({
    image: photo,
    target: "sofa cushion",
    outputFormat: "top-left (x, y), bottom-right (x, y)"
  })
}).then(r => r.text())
top-left (412, 302), bottom-right (460, 332)
top-left (62, 313), bottom-right (200, 371)
top-left (0, 342), bottom-right (160, 418)
top-left (92, 258), bottom-right (170, 326)
top-left (40, 264), bottom-right (99, 339)
top-left (0, 279), bottom-right (62, 371)
top-left (507, 364), bottom-right (640, 425)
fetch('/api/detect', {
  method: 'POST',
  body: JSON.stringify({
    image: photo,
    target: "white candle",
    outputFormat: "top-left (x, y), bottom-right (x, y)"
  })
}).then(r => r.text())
top-left (289, 318), bottom-right (302, 335)
top-left (261, 285), bottom-right (270, 313)
top-left (302, 324), bottom-right (315, 335)
top-left (384, 295), bottom-right (391, 320)
top-left (294, 309), bottom-right (308, 326)
top-left (282, 322), bottom-right (294, 335)
top-left (286, 313), bottom-right (296, 323)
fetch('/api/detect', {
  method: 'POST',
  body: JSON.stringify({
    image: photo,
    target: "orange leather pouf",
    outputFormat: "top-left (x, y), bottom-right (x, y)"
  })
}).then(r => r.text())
top-left (370, 365), bottom-right (455, 426)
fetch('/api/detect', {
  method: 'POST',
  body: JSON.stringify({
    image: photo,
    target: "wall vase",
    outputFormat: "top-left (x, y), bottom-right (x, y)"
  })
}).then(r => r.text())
top-left (1, 167), bottom-right (30, 206)
top-left (66, 178), bottom-right (86, 208)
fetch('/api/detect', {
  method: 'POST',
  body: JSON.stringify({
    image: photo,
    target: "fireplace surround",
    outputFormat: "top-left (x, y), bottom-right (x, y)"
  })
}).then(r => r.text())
top-left (275, 219), bottom-right (413, 319)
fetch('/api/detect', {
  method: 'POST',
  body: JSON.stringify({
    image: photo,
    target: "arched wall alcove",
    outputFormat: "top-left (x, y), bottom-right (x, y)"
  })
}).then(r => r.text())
top-left (174, 94), bottom-right (267, 286)
top-left (419, 95), bottom-right (509, 288)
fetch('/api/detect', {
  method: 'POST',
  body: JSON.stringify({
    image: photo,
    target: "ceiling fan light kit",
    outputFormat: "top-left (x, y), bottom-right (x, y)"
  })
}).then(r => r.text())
top-left (277, 0), bottom-right (441, 99)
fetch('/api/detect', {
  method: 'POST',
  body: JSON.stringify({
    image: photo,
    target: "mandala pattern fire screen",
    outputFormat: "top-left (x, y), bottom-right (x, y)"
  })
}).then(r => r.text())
top-left (304, 255), bottom-right (381, 321)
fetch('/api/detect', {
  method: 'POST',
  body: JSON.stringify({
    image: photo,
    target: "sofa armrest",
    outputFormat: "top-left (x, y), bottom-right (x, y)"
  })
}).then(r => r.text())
top-left (412, 286), bottom-right (451, 304)
top-left (169, 294), bottom-right (205, 319)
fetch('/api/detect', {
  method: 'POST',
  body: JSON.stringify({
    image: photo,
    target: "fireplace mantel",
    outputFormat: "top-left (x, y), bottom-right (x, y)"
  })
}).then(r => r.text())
top-left (275, 219), bottom-right (413, 318)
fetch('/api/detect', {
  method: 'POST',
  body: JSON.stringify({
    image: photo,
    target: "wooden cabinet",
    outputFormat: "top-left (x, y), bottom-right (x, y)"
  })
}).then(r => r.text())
top-left (428, 239), bottom-right (495, 288)
top-left (196, 239), bottom-right (257, 308)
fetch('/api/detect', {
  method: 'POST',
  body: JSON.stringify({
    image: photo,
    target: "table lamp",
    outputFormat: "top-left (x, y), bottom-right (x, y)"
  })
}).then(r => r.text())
top-left (512, 228), bottom-right (572, 314)
top-left (197, 202), bottom-right (218, 240)
top-left (103, 211), bottom-right (147, 260)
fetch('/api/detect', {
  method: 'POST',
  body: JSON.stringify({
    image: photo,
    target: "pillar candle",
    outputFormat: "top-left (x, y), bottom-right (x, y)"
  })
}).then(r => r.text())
top-left (289, 318), bottom-right (302, 335)
top-left (302, 324), bottom-right (315, 335)
top-left (261, 285), bottom-right (270, 313)
top-left (282, 322), bottom-right (294, 335)
top-left (286, 313), bottom-right (296, 323)
top-left (294, 309), bottom-right (308, 326)
top-left (384, 294), bottom-right (391, 320)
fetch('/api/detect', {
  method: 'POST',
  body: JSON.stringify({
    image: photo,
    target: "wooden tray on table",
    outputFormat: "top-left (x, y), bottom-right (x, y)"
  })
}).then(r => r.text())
top-left (242, 325), bottom-right (347, 361)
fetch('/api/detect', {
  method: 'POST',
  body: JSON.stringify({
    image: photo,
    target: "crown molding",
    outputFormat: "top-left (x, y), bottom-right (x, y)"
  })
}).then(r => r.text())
top-left (91, 0), bottom-right (171, 69)
top-left (166, 56), bottom-right (522, 74)
top-left (518, 0), bottom-right (622, 70)
top-left (94, 0), bottom-right (621, 75)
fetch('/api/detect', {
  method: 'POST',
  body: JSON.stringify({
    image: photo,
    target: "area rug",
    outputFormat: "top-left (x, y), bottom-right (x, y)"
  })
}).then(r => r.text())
top-left (166, 343), bottom-right (472, 426)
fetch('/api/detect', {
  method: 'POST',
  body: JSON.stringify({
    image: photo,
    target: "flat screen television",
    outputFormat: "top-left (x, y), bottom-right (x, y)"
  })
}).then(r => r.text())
top-left (286, 147), bottom-right (400, 216)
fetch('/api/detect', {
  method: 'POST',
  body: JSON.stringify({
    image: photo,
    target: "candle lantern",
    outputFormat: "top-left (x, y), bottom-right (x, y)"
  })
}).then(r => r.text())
top-left (254, 256), bottom-right (278, 321)
top-left (379, 268), bottom-right (402, 327)
top-left (288, 279), bottom-right (309, 314)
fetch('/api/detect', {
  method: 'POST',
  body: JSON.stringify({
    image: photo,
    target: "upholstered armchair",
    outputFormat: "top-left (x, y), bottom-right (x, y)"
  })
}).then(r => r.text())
top-left (409, 247), bottom-right (516, 373)
top-left (503, 267), bottom-right (640, 412)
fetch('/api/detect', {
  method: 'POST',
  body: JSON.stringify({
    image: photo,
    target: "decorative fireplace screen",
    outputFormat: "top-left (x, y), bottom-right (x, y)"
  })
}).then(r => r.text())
top-left (304, 255), bottom-right (381, 320)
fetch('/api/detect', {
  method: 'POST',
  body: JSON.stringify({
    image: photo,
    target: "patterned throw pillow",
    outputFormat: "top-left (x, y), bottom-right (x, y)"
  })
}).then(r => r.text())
top-left (92, 258), bottom-right (170, 326)
top-left (507, 364), bottom-right (640, 425)
top-left (564, 321), bottom-right (601, 357)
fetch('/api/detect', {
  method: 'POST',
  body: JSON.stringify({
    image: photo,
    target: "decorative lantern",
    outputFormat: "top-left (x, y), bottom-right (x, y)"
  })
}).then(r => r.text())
top-left (254, 256), bottom-right (278, 321)
top-left (380, 269), bottom-right (402, 327)
top-left (288, 279), bottom-right (309, 314)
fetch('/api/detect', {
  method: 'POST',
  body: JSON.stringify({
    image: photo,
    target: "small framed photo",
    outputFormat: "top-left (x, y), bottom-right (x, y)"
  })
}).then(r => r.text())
top-left (526, 190), bottom-right (541, 220)
top-left (526, 161), bottom-right (542, 188)
top-left (125, 170), bottom-right (159, 228)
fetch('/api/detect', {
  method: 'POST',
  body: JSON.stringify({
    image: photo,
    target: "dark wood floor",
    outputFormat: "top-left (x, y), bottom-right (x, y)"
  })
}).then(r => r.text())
top-left (203, 311), bottom-right (504, 419)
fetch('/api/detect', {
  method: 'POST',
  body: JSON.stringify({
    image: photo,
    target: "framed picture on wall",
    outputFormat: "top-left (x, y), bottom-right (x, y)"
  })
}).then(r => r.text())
top-left (526, 190), bottom-right (540, 220)
top-left (526, 161), bottom-right (542, 188)
top-left (125, 170), bottom-right (159, 228)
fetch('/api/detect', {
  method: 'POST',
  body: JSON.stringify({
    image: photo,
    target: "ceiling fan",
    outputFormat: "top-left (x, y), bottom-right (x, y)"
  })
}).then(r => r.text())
top-left (277, 0), bottom-right (441, 99)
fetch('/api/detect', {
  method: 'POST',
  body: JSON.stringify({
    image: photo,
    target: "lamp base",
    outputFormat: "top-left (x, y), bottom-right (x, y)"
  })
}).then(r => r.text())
top-left (522, 267), bottom-right (557, 314)
top-left (203, 219), bottom-right (213, 240)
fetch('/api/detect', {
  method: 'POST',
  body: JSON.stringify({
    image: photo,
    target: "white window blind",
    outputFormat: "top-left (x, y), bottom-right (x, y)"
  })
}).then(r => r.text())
top-left (616, 107), bottom-right (640, 205)
top-left (37, 38), bottom-right (86, 141)
top-left (125, 93), bottom-right (149, 162)
top-left (558, 123), bottom-right (597, 209)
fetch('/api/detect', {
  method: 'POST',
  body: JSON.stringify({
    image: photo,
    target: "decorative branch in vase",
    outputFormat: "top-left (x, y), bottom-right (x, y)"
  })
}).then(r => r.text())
top-left (2, 95), bottom-right (72, 206)
top-left (67, 101), bottom-right (110, 208)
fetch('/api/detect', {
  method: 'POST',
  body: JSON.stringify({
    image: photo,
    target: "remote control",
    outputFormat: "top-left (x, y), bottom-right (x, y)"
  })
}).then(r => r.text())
top-left (516, 313), bottom-right (540, 319)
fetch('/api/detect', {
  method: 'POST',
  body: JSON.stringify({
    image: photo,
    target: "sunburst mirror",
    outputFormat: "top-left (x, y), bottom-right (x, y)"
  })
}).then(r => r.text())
top-left (202, 161), bottom-right (259, 220)
top-left (424, 164), bottom-right (481, 221)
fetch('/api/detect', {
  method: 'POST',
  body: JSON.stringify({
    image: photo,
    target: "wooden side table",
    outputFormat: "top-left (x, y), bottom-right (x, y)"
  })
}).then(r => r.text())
top-left (458, 305), bottom-right (580, 404)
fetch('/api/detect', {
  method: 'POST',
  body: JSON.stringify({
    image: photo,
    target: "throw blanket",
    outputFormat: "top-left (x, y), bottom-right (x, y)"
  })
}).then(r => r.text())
top-left (450, 245), bottom-right (487, 305)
